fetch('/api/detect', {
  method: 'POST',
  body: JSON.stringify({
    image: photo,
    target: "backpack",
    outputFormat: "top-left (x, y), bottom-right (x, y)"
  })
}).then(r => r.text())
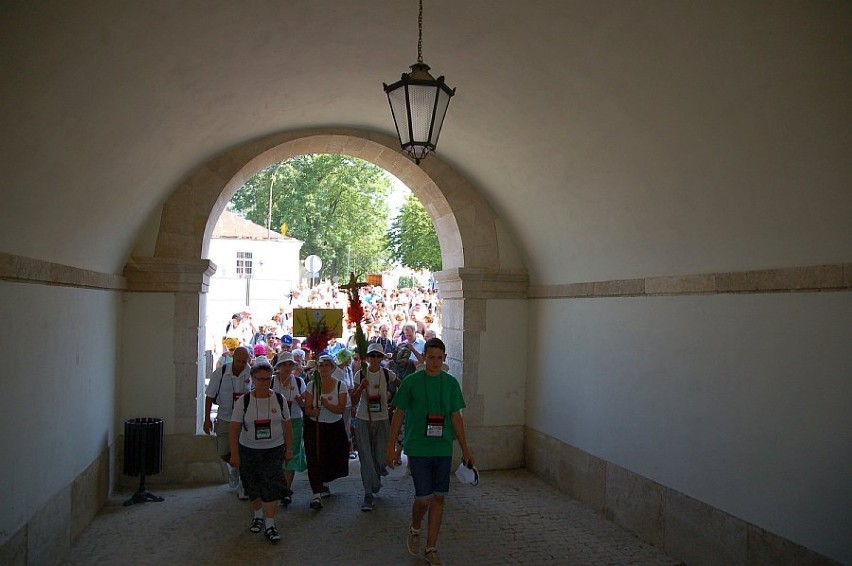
top-left (240, 392), bottom-right (286, 430)
top-left (359, 367), bottom-right (394, 396)
top-left (213, 363), bottom-right (230, 404)
top-left (242, 391), bottom-right (285, 413)
top-left (270, 374), bottom-right (305, 395)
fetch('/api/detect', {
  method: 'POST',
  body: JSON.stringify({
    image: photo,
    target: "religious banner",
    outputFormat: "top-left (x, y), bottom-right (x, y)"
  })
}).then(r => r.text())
top-left (292, 308), bottom-right (343, 338)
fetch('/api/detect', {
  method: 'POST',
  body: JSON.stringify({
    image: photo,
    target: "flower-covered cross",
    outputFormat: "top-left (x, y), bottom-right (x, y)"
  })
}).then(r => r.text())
top-left (340, 272), bottom-right (369, 362)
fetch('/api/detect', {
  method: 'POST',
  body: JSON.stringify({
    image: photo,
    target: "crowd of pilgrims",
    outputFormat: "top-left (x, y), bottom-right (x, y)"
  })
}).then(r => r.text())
top-left (217, 282), bottom-right (441, 363)
top-left (205, 282), bottom-right (443, 545)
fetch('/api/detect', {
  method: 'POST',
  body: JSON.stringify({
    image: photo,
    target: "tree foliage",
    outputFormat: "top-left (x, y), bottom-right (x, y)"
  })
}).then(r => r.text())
top-left (229, 154), bottom-right (393, 280)
top-left (388, 193), bottom-right (442, 272)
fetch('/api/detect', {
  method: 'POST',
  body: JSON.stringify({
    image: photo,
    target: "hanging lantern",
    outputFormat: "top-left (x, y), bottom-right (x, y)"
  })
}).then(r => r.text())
top-left (383, 0), bottom-right (456, 164)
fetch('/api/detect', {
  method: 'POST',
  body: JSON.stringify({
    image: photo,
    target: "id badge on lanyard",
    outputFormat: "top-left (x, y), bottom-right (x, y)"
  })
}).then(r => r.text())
top-left (426, 414), bottom-right (444, 437)
top-left (255, 419), bottom-right (272, 440)
top-left (368, 394), bottom-right (382, 413)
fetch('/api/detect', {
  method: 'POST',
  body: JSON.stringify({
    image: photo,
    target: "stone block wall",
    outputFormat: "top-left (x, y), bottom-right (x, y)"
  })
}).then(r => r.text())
top-left (525, 428), bottom-right (841, 566)
top-left (0, 446), bottom-right (111, 566)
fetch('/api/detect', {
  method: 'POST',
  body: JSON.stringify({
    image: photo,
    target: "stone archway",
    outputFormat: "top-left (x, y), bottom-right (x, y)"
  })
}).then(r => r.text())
top-left (125, 128), bottom-right (528, 474)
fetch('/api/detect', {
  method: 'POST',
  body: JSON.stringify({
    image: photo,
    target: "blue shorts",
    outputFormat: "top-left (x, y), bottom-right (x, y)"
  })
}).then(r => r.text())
top-left (408, 456), bottom-right (452, 499)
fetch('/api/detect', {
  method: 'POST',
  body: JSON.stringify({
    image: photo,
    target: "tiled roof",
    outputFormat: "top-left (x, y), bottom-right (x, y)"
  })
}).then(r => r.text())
top-left (212, 210), bottom-right (296, 241)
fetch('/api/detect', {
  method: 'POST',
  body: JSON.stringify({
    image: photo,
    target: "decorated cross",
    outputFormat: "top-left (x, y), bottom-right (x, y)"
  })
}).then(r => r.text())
top-left (339, 272), bottom-right (369, 302)
top-left (340, 272), bottom-right (369, 362)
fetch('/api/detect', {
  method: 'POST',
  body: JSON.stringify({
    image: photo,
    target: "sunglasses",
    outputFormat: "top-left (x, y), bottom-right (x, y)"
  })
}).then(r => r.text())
top-left (367, 353), bottom-right (384, 358)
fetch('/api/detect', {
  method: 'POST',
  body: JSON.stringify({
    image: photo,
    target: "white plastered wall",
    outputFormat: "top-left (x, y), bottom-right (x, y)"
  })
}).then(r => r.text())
top-left (478, 299), bottom-right (527, 427)
top-left (526, 292), bottom-right (852, 562)
top-left (0, 281), bottom-right (119, 543)
top-left (119, 293), bottom-right (177, 433)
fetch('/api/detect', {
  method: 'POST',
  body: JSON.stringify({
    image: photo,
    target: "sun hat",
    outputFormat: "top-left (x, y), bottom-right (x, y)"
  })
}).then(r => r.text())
top-left (275, 351), bottom-right (297, 367)
top-left (335, 348), bottom-right (353, 365)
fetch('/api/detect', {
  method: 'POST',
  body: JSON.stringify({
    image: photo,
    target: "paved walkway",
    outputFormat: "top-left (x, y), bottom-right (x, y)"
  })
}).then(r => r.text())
top-left (64, 458), bottom-right (682, 565)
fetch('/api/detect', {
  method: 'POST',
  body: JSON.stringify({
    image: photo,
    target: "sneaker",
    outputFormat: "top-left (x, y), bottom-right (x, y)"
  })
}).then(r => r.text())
top-left (423, 548), bottom-right (443, 565)
top-left (237, 482), bottom-right (249, 501)
top-left (228, 465), bottom-right (240, 489)
top-left (249, 517), bottom-right (263, 533)
top-left (406, 526), bottom-right (420, 556)
top-left (281, 495), bottom-right (292, 507)
top-left (360, 494), bottom-right (373, 512)
top-left (349, 451), bottom-right (358, 460)
top-left (310, 494), bottom-right (323, 510)
top-left (264, 525), bottom-right (281, 544)
top-left (319, 485), bottom-right (331, 499)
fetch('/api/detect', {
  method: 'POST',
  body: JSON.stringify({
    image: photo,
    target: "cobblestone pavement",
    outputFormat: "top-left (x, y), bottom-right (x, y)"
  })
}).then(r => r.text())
top-left (64, 458), bottom-right (683, 565)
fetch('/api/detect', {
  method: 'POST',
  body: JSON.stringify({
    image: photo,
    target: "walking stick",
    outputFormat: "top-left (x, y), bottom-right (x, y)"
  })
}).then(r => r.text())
top-left (313, 370), bottom-right (321, 464)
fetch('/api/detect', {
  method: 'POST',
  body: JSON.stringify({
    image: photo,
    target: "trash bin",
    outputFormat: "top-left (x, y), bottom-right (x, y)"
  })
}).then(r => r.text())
top-left (123, 417), bottom-right (165, 506)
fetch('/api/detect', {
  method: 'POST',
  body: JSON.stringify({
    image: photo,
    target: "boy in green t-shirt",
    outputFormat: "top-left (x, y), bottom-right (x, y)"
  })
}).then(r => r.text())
top-left (387, 338), bottom-right (475, 566)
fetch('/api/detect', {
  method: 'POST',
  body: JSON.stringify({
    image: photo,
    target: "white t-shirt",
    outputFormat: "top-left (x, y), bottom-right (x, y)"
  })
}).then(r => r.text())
top-left (273, 374), bottom-right (306, 419)
top-left (354, 367), bottom-right (395, 421)
top-left (306, 380), bottom-right (344, 423)
top-left (205, 363), bottom-right (253, 421)
top-left (232, 392), bottom-right (290, 449)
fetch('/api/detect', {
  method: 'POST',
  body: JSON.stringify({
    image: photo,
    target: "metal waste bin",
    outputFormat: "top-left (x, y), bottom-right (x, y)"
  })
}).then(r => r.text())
top-left (123, 417), bottom-right (165, 505)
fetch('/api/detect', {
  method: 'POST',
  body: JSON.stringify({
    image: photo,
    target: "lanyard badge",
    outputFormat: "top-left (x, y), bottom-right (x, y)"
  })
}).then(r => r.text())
top-left (426, 414), bottom-right (444, 437)
top-left (255, 419), bottom-right (272, 440)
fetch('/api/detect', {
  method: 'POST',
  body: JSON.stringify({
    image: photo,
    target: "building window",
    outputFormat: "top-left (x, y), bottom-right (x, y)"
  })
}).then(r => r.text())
top-left (236, 251), bottom-right (253, 278)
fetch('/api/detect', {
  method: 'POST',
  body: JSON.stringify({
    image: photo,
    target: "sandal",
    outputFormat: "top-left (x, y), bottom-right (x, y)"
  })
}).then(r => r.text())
top-left (423, 547), bottom-right (443, 565)
top-left (249, 517), bottom-right (263, 533)
top-left (264, 525), bottom-right (281, 544)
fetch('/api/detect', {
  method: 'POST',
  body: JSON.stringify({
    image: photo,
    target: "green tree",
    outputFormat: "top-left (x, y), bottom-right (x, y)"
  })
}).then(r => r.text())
top-left (229, 154), bottom-right (393, 280)
top-left (388, 193), bottom-right (442, 272)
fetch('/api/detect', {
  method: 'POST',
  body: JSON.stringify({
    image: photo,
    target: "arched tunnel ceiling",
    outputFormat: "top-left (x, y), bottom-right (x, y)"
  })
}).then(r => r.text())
top-left (1, 1), bottom-right (849, 281)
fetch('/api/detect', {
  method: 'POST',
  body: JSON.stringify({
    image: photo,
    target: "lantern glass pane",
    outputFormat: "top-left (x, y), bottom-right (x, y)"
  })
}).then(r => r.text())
top-left (429, 88), bottom-right (451, 145)
top-left (409, 84), bottom-right (438, 143)
top-left (387, 87), bottom-right (411, 144)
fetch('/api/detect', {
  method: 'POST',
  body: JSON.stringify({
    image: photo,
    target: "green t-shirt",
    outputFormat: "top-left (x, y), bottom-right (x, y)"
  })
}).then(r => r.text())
top-left (391, 369), bottom-right (466, 457)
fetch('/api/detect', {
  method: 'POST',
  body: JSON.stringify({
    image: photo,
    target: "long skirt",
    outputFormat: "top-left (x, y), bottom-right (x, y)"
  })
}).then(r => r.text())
top-left (283, 417), bottom-right (307, 473)
top-left (303, 417), bottom-right (349, 493)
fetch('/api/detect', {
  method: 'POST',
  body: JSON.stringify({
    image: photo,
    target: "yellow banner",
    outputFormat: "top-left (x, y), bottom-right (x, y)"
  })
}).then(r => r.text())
top-left (292, 308), bottom-right (343, 338)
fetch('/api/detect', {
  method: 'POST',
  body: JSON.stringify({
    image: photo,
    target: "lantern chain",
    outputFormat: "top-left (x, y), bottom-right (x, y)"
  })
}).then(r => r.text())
top-left (417, 0), bottom-right (423, 63)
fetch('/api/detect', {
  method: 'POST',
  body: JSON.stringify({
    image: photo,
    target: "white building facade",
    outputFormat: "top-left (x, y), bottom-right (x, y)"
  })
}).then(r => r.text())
top-left (206, 210), bottom-right (303, 349)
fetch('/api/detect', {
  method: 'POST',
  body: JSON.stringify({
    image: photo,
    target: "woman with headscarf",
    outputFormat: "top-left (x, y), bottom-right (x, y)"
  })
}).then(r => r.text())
top-left (302, 354), bottom-right (349, 510)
